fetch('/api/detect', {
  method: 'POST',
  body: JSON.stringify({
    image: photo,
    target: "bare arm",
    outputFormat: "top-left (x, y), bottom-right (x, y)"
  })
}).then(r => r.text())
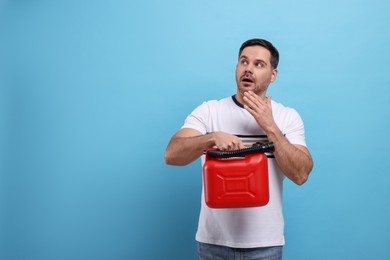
top-left (243, 91), bottom-right (313, 185)
top-left (265, 126), bottom-right (313, 185)
top-left (164, 128), bottom-right (245, 166)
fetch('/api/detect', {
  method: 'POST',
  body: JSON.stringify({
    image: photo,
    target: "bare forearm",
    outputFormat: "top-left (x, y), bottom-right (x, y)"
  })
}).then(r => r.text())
top-left (267, 128), bottom-right (313, 185)
top-left (165, 130), bottom-right (246, 166)
top-left (164, 133), bottom-right (215, 166)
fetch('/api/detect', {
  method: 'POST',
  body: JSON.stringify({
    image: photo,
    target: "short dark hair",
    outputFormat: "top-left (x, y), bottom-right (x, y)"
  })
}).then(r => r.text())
top-left (238, 39), bottom-right (279, 69)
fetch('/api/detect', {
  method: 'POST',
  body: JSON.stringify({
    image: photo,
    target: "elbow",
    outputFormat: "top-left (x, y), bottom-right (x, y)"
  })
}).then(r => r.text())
top-left (294, 175), bottom-right (308, 186)
top-left (164, 151), bottom-right (186, 166)
top-left (164, 151), bottom-right (174, 165)
top-left (294, 162), bottom-right (313, 186)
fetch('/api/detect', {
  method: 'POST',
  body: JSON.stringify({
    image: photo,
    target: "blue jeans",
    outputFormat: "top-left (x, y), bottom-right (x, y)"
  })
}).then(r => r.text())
top-left (198, 242), bottom-right (283, 260)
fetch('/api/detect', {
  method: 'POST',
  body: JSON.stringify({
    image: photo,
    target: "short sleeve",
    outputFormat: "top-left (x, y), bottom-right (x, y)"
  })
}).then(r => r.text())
top-left (283, 109), bottom-right (307, 147)
top-left (181, 102), bottom-right (209, 135)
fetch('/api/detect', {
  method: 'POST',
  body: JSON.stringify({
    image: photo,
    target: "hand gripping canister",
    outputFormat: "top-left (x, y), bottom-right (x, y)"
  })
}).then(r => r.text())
top-left (203, 142), bottom-right (274, 208)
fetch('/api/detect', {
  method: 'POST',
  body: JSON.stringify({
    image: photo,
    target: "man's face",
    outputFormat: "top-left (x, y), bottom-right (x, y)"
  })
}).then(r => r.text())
top-left (235, 46), bottom-right (278, 100)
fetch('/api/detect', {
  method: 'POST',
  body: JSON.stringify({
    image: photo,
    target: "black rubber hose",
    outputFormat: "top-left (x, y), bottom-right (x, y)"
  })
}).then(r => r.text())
top-left (207, 142), bottom-right (274, 158)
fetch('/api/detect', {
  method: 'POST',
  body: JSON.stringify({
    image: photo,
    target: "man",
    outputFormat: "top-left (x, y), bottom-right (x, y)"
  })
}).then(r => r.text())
top-left (165, 38), bottom-right (313, 260)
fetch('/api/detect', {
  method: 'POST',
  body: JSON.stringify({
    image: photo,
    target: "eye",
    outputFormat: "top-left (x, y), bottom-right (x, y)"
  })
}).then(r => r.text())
top-left (255, 62), bottom-right (264, 68)
top-left (240, 59), bottom-right (248, 65)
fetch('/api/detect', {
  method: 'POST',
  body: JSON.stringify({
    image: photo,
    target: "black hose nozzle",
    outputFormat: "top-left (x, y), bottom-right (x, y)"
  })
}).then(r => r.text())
top-left (207, 142), bottom-right (274, 158)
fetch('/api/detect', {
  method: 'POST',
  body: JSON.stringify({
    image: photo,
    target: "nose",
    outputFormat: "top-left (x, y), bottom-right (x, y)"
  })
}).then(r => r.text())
top-left (244, 63), bottom-right (254, 74)
top-left (245, 66), bottom-right (253, 74)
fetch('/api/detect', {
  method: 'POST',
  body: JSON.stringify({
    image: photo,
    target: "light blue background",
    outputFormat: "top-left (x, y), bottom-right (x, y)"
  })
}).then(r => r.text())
top-left (1, 0), bottom-right (389, 259)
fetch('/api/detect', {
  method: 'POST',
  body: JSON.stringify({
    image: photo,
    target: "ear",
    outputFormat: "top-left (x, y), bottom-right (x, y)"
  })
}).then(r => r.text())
top-left (270, 68), bottom-right (278, 83)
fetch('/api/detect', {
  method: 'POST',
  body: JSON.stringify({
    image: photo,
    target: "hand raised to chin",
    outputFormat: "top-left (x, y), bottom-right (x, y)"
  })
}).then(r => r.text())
top-left (242, 91), bottom-right (276, 133)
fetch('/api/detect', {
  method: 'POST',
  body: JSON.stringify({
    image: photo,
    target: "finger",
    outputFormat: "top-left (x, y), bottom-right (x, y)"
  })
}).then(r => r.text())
top-left (243, 95), bottom-right (260, 110)
top-left (238, 141), bottom-right (246, 149)
top-left (231, 141), bottom-right (240, 151)
top-left (245, 91), bottom-right (259, 105)
top-left (247, 91), bottom-right (268, 108)
top-left (243, 104), bottom-right (257, 117)
top-left (267, 96), bottom-right (273, 109)
top-left (222, 141), bottom-right (235, 151)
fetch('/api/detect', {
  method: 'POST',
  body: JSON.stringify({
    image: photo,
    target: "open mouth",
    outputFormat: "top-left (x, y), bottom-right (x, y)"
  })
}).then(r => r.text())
top-left (242, 77), bottom-right (254, 84)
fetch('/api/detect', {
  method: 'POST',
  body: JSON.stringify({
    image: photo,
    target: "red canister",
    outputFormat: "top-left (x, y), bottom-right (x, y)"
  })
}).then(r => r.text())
top-left (203, 150), bottom-right (269, 208)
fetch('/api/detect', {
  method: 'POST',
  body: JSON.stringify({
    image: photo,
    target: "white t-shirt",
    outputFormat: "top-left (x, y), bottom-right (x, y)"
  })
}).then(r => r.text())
top-left (181, 95), bottom-right (307, 248)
